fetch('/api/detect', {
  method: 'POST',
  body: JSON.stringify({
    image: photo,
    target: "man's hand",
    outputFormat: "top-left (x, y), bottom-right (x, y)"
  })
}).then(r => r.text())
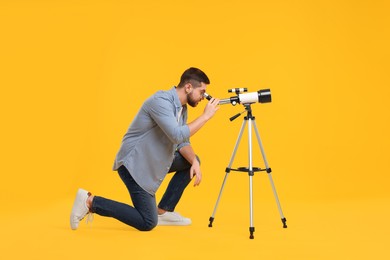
top-left (202, 97), bottom-right (220, 121)
top-left (188, 97), bottom-right (220, 136)
top-left (190, 159), bottom-right (202, 186)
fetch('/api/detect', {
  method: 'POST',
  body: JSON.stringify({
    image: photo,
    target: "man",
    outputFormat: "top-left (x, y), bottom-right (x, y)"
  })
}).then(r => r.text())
top-left (70, 67), bottom-right (220, 231)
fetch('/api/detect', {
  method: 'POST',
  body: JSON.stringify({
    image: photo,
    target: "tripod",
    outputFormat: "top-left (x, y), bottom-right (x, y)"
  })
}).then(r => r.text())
top-left (208, 104), bottom-right (287, 239)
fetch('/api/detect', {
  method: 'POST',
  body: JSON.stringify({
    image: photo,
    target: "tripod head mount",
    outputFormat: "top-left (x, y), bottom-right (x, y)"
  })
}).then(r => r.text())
top-left (229, 103), bottom-right (255, 121)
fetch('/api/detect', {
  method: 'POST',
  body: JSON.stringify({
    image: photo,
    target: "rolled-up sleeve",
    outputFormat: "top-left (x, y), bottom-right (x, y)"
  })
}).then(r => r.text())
top-left (177, 142), bottom-right (190, 151)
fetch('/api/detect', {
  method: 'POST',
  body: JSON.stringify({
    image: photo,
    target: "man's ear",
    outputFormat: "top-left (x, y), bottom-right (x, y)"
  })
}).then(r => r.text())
top-left (185, 83), bottom-right (193, 94)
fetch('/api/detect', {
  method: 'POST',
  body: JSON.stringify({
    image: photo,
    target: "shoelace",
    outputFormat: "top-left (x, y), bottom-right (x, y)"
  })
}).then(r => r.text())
top-left (85, 212), bottom-right (94, 224)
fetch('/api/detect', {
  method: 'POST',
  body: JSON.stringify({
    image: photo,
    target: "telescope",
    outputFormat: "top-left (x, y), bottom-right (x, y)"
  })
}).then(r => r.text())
top-left (204, 88), bottom-right (271, 105)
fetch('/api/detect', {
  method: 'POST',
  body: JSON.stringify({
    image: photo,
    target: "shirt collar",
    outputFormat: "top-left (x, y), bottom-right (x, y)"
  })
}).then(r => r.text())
top-left (171, 86), bottom-right (183, 110)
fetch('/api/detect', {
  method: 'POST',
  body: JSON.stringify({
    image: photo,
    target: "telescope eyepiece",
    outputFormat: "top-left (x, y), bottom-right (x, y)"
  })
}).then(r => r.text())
top-left (203, 93), bottom-right (212, 101)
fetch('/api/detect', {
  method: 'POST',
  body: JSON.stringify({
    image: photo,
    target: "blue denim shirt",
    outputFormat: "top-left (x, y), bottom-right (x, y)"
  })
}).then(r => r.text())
top-left (113, 87), bottom-right (190, 195)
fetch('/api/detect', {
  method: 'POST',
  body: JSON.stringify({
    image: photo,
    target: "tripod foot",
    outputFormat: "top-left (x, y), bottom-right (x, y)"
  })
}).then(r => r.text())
top-left (249, 227), bottom-right (255, 239)
top-left (208, 217), bottom-right (214, 227)
top-left (282, 218), bottom-right (287, 228)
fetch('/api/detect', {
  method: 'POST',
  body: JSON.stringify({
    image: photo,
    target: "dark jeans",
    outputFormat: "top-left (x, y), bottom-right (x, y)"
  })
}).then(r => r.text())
top-left (91, 151), bottom-right (198, 231)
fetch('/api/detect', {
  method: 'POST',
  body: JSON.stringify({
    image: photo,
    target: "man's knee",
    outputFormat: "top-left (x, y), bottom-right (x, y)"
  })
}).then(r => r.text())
top-left (139, 217), bottom-right (158, 231)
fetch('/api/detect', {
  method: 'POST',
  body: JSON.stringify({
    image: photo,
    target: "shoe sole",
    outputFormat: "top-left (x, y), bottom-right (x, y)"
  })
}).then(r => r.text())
top-left (70, 189), bottom-right (88, 230)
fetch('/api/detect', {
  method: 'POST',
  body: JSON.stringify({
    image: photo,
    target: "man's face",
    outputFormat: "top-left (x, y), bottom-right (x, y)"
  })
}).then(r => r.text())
top-left (187, 82), bottom-right (207, 107)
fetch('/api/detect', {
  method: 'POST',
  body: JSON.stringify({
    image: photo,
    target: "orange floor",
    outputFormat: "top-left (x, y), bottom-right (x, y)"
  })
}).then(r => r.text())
top-left (2, 197), bottom-right (389, 259)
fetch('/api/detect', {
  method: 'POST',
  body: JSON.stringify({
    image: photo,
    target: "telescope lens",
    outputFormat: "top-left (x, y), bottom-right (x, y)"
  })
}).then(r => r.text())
top-left (258, 89), bottom-right (271, 103)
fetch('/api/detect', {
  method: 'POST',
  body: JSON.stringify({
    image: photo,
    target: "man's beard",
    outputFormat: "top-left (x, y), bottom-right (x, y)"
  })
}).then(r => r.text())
top-left (187, 92), bottom-right (199, 107)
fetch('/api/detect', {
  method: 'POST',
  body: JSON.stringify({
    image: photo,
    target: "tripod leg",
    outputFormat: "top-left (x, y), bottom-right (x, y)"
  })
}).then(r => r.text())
top-left (248, 118), bottom-right (255, 239)
top-left (249, 174), bottom-right (255, 239)
top-left (209, 120), bottom-right (247, 227)
top-left (208, 171), bottom-right (229, 227)
top-left (252, 120), bottom-right (287, 228)
top-left (267, 174), bottom-right (287, 228)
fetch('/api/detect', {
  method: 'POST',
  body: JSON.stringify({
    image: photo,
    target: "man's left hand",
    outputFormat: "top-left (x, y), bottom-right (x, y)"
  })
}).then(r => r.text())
top-left (190, 160), bottom-right (202, 186)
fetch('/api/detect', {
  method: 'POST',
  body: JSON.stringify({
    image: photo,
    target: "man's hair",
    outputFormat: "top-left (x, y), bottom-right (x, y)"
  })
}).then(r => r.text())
top-left (177, 67), bottom-right (210, 88)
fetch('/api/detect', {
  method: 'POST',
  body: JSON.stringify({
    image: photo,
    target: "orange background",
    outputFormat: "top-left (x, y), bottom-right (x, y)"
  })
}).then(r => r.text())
top-left (1, 0), bottom-right (389, 259)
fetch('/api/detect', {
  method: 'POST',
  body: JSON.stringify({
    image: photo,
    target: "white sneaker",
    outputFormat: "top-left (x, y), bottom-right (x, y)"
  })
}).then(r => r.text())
top-left (157, 212), bottom-right (192, 226)
top-left (70, 188), bottom-right (93, 230)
